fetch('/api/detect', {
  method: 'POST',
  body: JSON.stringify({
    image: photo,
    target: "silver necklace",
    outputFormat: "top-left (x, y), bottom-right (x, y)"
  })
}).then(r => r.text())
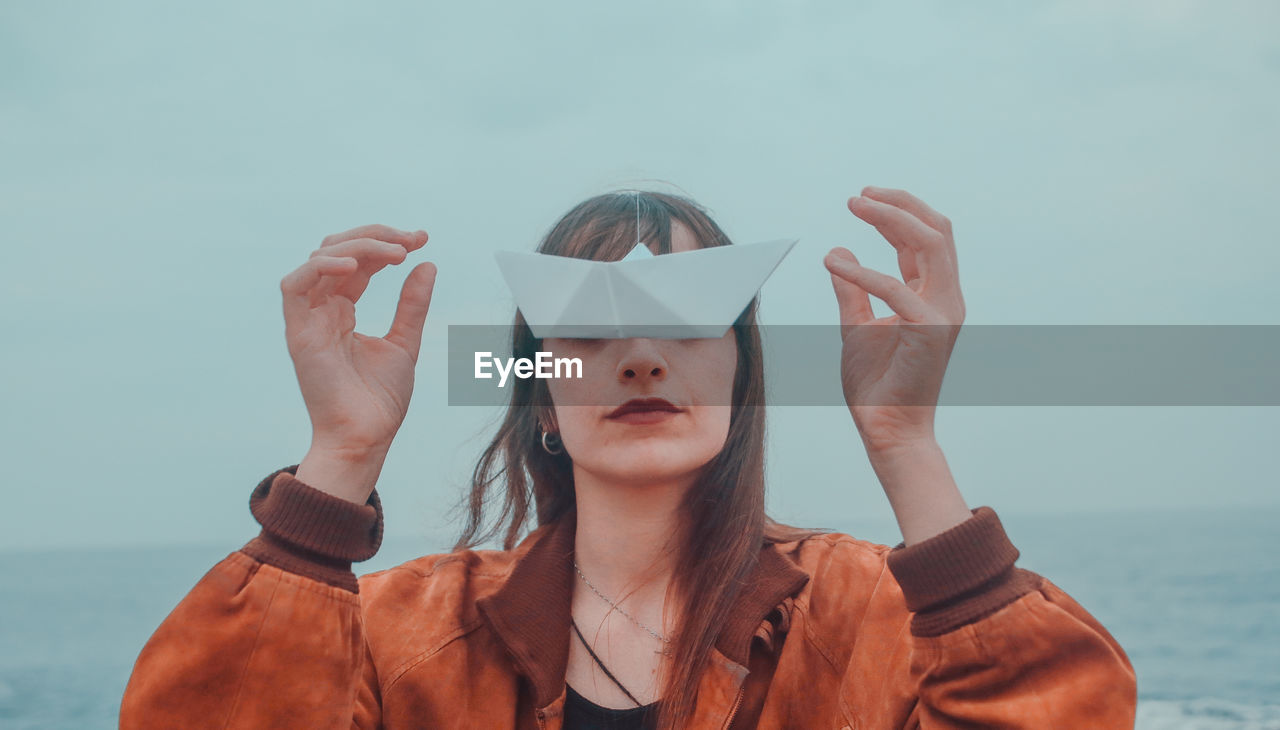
top-left (573, 560), bottom-right (674, 656)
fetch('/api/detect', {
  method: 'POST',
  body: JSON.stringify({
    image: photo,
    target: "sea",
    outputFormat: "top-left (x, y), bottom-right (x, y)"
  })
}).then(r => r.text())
top-left (1, 506), bottom-right (1276, 729)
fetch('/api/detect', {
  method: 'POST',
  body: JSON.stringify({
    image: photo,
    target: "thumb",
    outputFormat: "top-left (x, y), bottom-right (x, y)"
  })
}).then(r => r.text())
top-left (824, 247), bottom-right (874, 325)
top-left (385, 261), bottom-right (438, 362)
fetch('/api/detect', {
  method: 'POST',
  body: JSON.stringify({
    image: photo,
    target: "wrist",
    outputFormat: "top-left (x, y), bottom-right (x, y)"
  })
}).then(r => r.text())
top-left (861, 438), bottom-right (972, 546)
top-left (863, 434), bottom-right (941, 464)
top-left (308, 434), bottom-right (392, 462)
top-left (295, 445), bottom-right (388, 505)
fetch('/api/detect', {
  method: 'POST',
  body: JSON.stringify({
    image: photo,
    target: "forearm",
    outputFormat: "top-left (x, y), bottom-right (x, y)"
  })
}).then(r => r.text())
top-left (906, 575), bottom-right (1137, 728)
top-left (121, 553), bottom-right (373, 728)
top-left (121, 466), bottom-right (385, 728)
top-left (865, 437), bottom-right (972, 546)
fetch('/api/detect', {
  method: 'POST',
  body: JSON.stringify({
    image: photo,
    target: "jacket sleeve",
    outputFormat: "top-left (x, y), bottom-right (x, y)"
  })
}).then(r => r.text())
top-left (120, 465), bottom-right (385, 729)
top-left (882, 507), bottom-right (1137, 729)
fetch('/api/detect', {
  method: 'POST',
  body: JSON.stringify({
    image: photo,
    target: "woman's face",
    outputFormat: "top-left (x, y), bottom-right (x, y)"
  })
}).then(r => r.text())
top-left (543, 221), bottom-right (738, 487)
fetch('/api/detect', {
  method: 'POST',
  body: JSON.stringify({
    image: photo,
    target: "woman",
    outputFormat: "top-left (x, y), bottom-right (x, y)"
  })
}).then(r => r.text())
top-left (120, 188), bottom-right (1136, 729)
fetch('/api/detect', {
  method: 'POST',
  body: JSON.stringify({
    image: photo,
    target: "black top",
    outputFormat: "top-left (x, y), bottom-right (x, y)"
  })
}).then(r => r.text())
top-left (563, 684), bottom-right (658, 730)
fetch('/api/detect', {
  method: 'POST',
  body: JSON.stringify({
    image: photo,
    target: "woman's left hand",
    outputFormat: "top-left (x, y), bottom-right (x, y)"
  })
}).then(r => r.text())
top-left (824, 186), bottom-right (965, 455)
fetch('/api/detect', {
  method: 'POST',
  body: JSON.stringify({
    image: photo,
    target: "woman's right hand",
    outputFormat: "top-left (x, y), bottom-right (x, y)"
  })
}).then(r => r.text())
top-left (281, 224), bottom-right (437, 466)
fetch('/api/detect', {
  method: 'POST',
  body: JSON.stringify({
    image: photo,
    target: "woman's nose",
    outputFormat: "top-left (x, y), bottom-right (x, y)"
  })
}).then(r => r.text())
top-left (615, 338), bottom-right (668, 382)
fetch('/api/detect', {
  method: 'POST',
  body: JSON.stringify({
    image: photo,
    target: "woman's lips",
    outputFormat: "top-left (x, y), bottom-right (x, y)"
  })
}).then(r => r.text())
top-left (606, 398), bottom-right (683, 424)
top-left (608, 410), bottom-right (681, 425)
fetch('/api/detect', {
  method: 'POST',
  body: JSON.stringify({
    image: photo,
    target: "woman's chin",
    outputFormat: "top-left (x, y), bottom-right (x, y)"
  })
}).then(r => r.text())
top-left (581, 444), bottom-right (715, 484)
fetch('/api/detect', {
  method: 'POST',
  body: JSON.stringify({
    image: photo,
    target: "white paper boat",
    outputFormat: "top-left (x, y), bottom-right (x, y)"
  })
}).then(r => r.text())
top-left (495, 238), bottom-right (798, 338)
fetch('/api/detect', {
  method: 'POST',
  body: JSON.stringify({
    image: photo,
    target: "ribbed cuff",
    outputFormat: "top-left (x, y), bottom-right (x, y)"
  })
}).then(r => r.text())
top-left (238, 464), bottom-right (384, 593)
top-left (886, 506), bottom-right (1041, 637)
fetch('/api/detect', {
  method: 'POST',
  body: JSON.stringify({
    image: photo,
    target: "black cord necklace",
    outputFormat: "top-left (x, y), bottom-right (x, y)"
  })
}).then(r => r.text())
top-left (569, 616), bottom-right (645, 707)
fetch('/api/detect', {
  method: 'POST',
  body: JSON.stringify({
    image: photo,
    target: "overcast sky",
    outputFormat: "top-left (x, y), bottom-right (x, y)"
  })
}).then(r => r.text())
top-left (2, 0), bottom-right (1277, 553)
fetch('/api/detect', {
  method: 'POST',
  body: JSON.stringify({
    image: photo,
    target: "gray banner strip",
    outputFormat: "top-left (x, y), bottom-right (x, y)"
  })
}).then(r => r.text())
top-left (447, 325), bottom-right (1280, 406)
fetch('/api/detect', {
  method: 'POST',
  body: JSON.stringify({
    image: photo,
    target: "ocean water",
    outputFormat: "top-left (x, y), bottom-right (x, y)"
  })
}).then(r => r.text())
top-left (1, 507), bottom-right (1276, 729)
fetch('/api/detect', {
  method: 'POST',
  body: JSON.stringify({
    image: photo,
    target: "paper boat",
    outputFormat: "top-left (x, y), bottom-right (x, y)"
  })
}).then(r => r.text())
top-left (495, 238), bottom-right (797, 338)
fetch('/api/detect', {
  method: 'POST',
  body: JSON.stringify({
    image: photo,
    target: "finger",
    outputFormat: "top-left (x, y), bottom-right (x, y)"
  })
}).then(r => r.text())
top-left (824, 253), bottom-right (932, 323)
top-left (847, 196), bottom-right (960, 304)
top-left (894, 241), bottom-right (921, 291)
top-left (311, 237), bottom-right (410, 266)
top-left (847, 195), bottom-right (946, 283)
top-left (321, 225), bottom-right (429, 254)
top-left (861, 186), bottom-right (960, 288)
top-left (860, 186), bottom-right (952, 238)
top-left (384, 262), bottom-right (439, 363)
top-left (281, 255), bottom-right (357, 323)
top-left (310, 238), bottom-right (410, 303)
top-left (824, 248), bottom-right (875, 325)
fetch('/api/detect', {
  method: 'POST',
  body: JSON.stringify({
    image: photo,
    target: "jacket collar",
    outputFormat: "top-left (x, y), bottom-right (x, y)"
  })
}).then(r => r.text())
top-left (475, 507), bottom-right (811, 709)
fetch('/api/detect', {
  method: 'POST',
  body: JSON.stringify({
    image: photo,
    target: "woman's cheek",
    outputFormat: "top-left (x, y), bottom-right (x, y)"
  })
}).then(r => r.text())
top-left (688, 406), bottom-right (731, 446)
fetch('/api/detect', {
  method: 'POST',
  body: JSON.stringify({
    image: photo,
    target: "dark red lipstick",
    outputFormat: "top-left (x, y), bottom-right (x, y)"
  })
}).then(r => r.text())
top-left (606, 398), bottom-right (683, 423)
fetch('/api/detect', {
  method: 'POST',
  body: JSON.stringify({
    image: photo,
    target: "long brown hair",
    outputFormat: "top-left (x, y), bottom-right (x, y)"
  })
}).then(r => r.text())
top-left (450, 189), bottom-right (828, 730)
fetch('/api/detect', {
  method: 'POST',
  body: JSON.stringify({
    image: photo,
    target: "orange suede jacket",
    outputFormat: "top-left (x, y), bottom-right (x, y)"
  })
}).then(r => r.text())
top-left (120, 465), bottom-right (1137, 729)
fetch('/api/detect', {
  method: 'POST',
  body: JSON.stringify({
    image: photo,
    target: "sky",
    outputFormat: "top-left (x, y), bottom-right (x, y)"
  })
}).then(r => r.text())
top-left (1, 0), bottom-right (1277, 552)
